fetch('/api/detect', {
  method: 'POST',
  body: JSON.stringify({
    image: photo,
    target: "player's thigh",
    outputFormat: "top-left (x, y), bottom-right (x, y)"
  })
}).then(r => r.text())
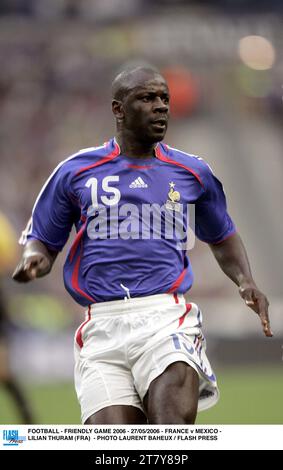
top-left (143, 361), bottom-right (199, 424)
top-left (85, 405), bottom-right (147, 424)
top-left (75, 357), bottom-right (147, 424)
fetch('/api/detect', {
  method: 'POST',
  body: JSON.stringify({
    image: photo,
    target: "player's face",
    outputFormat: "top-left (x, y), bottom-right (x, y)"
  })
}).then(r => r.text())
top-left (121, 75), bottom-right (170, 143)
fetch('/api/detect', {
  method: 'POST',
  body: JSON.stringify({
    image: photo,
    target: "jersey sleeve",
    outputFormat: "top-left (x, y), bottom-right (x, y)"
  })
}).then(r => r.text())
top-left (23, 165), bottom-right (79, 252)
top-left (195, 163), bottom-right (236, 244)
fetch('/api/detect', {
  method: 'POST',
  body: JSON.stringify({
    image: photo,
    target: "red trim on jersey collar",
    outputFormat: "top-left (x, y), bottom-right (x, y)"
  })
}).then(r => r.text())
top-left (155, 143), bottom-right (204, 188)
top-left (74, 140), bottom-right (203, 188)
top-left (75, 141), bottom-right (120, 176)
top-left (114, 137), bottom-right (160, 163)
top-left (126, 164), bottom-right (153, 169)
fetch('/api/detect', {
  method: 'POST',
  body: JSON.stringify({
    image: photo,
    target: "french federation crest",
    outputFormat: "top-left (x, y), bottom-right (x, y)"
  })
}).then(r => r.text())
top-left (165, 182), bottom-right (181, 212)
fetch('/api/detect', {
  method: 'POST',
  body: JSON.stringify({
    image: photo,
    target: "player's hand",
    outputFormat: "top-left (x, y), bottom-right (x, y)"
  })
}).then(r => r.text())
top-left (12, 252), bottom-right (51, 283)
top-left (239, 284), bottom-right (273, 337)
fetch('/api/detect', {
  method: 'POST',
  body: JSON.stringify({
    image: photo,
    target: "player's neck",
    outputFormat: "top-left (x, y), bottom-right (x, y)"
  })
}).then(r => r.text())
top-left (115, 134), bottom-right (156, 159)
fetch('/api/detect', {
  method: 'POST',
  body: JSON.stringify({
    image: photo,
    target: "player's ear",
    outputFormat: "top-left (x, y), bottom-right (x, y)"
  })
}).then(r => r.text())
top-left (112, 100), bottom-right (125, 121)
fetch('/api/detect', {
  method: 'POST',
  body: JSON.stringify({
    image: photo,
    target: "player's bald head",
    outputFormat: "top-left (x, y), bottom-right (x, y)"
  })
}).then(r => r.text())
top-left (112, 66), bottom-right (166, 101)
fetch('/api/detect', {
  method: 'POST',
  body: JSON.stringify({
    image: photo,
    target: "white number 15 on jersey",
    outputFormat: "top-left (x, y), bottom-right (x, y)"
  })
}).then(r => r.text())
top-left (85, 176), bottom-right (121, 209)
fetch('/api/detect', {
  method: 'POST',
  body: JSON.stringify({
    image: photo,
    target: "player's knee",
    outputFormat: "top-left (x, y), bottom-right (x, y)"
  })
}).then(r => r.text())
top-left (145, 363), bottom-right (199, 424)
top-left (84, 413), bottom-right (96, 425)
top-left (146, 383), bottom-right (198, 424)
top-left (183, 403), bottom-right (198, 424)
top-left (147, 400), bottom-right (197, 424)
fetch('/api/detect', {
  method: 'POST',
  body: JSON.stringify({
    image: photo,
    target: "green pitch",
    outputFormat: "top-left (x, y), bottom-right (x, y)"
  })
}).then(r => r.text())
top-left (0, 366), bottom-right (282, 424)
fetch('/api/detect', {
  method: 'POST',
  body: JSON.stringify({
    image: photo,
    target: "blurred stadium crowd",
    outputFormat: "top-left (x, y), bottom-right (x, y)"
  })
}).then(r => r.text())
top-left (1, 0), bottom-right (283, 17)
top-left (0, 1), bottom-right (282, 386)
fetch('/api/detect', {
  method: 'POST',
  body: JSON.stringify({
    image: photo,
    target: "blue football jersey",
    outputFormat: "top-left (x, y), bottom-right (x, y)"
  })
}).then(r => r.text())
top-left (21, 138), bottom-right (236, 305)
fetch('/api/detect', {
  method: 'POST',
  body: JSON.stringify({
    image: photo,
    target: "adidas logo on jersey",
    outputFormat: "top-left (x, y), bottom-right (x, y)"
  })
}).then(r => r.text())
top-left (129, 177), bottom-right (148, 188)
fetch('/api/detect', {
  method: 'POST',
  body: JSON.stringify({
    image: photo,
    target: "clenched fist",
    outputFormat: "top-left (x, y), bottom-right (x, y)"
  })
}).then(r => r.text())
top-left (12, 240), bottom-right (57, 283)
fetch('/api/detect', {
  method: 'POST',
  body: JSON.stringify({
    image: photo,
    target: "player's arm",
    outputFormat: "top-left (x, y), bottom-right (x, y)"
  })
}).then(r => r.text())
top-left (209, 232), bottom-right (272, 338)
top-left (195, 160), bottom-right (272, 338)
top-left (12, 162), bottom-right (76, 284)
top-left (12, 239), bottom-right (58, 283)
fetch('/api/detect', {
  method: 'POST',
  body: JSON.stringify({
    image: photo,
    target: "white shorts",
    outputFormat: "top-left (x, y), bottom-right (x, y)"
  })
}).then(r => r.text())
top-left (74, 293), bottom-right (219, 423)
